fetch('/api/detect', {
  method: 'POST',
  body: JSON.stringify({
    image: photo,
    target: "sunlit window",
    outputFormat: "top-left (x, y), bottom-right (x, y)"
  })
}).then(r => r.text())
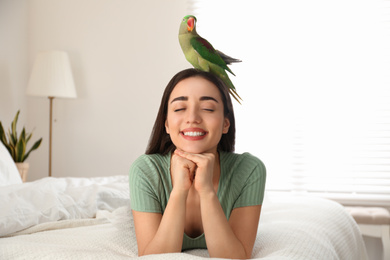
top-left (189, 0), bottom-right (390, 206)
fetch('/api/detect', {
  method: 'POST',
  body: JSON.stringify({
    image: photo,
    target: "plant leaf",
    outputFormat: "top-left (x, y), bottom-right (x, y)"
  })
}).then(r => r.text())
top-left (0, 122), bottom-right (7, 146)
top-left (20, 128), bottom-right (26, 143)
top-left (6, 131), bottom-right (17, 158)
top-left (8, 144), bottom-right (16, 161)
top-left (1, 122), bottom-right (13, 156)
top-left (26, 132), bottom-right (32, 143)
top-left (11, 110), bottom-right (20, 145)
top-left (15, 138), bottom-right (26, 162)
top-left (1, 110), bottom-right (42, 162)
top-left (24, 138), bottom-right (42, 162)
top-left (0, 122), bottom-right (14, 157)
top-left (8, 128), bottom-right (16, 146)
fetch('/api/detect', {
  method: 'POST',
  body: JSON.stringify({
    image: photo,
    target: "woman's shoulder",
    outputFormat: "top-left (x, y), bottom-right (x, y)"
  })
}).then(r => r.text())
top-left (132, 153), bottom-right (170, 163)
top-left (130, 153), bottom-right (171, 175)
top-left (220, 151), bottom-right (266, 179)
top-left (221, 151), bottom-right (265, 170)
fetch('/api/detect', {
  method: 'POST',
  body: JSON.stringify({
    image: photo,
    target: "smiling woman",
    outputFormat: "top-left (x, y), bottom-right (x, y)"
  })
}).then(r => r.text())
top-left (146, 69), bottom-right (236, 155)
top-left (129, 68), bottom-right (266, 258)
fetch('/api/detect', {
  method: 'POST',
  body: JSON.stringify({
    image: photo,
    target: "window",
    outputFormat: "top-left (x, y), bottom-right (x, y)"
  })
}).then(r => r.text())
top-left (188, 0), bottom-right (390, 206)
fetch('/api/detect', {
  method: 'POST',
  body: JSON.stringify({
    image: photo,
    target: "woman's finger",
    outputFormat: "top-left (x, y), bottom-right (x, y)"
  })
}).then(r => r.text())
top-left (174, 149), bottom-right (212, 165)
top-left (174, 149), bottom-right (215, 177)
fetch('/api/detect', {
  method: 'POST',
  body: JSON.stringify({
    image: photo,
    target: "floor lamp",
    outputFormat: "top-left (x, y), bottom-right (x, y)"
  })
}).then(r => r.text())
top-left (26, 51), bottom-right (77, 177)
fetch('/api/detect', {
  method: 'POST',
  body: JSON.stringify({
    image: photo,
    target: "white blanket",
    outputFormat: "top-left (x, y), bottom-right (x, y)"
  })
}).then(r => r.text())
top-left (0, 176), bottom-right (368, 259)
top-left (0, 175), bottom-right (130, 237)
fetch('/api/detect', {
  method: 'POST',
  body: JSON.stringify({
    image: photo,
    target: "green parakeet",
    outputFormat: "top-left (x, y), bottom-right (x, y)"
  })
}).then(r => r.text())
top-left (179, 15), bottom-right (242, 103)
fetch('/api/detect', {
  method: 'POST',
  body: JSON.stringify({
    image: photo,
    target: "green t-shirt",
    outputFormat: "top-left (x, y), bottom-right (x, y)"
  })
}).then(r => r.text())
top-left (129, 151), bottom-right (266, 251)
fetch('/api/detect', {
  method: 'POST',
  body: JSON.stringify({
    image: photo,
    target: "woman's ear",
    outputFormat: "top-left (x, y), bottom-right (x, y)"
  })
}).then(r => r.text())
top-left (165, 120), bottom-right (170, 134)
top-left (223, 118), bottom-right (230, 134)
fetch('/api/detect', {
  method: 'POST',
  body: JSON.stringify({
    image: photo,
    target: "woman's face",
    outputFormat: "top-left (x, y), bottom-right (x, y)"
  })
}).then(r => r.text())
top-left (165, 76), bottom-right (230, 155)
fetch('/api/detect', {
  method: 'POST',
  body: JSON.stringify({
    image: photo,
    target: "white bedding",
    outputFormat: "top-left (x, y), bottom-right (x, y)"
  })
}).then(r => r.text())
top-left (0, 176), bottom-right (368, 260)
top-left (0, 175), bottom-right (129, 237)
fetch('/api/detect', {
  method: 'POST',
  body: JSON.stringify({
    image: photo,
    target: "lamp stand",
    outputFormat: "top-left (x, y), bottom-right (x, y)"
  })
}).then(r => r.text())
top-left (48, 96), bottom-right (54, 177)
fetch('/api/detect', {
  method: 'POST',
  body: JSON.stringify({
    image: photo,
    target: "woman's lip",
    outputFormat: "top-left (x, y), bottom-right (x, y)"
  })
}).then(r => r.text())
top-left (181, 127), bottom-right (207, 133)
top-left (181, 128), bottom-right (207, 140)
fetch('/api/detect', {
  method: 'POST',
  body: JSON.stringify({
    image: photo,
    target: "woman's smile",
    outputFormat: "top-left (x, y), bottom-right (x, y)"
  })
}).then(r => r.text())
top-left (181, 128), bottom-right (208, 140)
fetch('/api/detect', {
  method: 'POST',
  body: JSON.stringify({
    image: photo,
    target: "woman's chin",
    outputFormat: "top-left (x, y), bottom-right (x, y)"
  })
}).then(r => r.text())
top-left (175, 146), bottom-right (217, 155)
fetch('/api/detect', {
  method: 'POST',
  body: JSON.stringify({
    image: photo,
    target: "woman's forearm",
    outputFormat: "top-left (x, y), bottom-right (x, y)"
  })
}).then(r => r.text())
top-left (141, 189), bottom-right (188, 255)
top-left (199, 191), bottom-right (249, 259)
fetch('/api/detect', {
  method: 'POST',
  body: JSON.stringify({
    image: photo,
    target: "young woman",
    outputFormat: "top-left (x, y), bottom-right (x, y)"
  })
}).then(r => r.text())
top-left (129, 68), bottom-right (266, 259)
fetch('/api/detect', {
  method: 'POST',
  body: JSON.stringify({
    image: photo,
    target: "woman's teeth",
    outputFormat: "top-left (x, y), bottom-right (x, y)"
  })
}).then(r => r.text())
top-left (183, 132), bottom-right (205, 137)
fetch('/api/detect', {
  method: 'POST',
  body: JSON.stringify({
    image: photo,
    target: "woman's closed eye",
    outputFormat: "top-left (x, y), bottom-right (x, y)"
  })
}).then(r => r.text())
top-left (201, 103), bottom-right (216, 112)
top-left (174, 107), bottom-right (186, 112)
top-left (173, 106), bottom-right (215, 112)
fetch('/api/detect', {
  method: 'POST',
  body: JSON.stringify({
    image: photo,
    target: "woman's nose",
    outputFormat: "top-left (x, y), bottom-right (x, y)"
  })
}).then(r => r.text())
top-left (186, 108), bottom-right (202, 124)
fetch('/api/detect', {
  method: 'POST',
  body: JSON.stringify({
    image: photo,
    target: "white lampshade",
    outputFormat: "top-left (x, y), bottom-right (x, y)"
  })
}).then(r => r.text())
top-left (26, 51), bottom-right (77, 98)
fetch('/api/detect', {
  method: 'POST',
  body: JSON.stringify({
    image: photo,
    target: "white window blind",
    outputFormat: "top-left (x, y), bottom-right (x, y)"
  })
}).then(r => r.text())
top-left (188, 0), bottom-right (390, 206)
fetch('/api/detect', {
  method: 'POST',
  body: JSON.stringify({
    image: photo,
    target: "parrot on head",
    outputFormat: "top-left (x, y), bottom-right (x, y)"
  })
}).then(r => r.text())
top-left (178, 15), bottom-right (242, 103)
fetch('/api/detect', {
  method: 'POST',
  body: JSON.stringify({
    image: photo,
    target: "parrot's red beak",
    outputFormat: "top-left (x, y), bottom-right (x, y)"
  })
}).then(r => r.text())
top-left (187, 17), bottom-right (195, 32)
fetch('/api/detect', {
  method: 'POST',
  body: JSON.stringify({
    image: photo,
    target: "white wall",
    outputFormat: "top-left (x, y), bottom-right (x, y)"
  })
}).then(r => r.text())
top-left (1, 0), bottom-right (190, 181)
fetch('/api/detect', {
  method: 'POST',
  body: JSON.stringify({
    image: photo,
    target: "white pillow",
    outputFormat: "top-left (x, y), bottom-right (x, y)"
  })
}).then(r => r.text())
top-left (0, 142), bottom-right (22, 185)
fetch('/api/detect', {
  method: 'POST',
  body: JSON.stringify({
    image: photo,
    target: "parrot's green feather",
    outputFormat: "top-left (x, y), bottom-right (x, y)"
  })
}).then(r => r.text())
top-left (190, 37), bottom-right (234, 76)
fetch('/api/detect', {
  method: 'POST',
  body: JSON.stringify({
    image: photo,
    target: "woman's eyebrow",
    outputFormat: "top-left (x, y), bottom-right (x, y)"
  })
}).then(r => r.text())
top-left (170, 96), bottom-right (219, 104)
top-left (200, 96), bottom-right (219, 103)
top-left (170, 96), bottom-right (188, 104)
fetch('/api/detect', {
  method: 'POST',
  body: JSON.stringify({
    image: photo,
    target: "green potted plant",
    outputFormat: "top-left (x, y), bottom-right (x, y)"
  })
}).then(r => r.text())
top-left (0, 110), bottom-right (42, 182)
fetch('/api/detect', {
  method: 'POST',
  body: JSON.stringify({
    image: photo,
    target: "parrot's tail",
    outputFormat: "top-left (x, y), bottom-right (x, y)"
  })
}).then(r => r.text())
top-left (216, 50), bottom-right (242, 65)
top-left (229, 88), bottom-right (242, 104)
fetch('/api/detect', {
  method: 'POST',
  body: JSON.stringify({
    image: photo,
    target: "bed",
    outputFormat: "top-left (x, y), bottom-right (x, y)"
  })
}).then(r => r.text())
top-left (0, 145), bottom-right (368, 259)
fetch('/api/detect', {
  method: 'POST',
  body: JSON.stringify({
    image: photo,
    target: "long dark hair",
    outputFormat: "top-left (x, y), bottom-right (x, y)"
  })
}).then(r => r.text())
top-left (146, 68), bottom-right (236, 155)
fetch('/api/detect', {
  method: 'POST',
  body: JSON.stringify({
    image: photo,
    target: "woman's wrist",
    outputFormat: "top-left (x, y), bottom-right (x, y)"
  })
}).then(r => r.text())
top-left (198, 188), bottom-right (217, 201)
top-left (170, 186), bottom-right (190, 198)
